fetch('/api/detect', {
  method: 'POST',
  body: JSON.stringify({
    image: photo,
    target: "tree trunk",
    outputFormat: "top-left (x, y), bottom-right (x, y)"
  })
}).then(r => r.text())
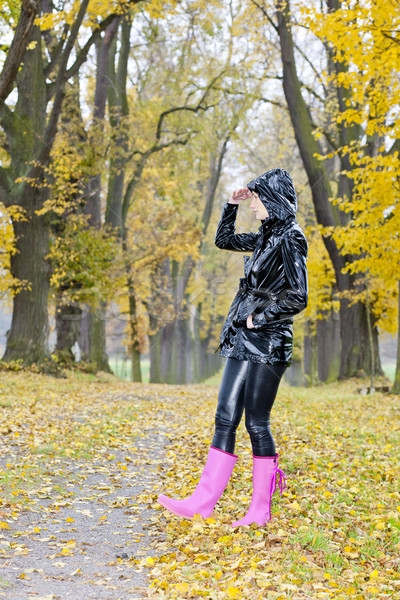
top-left (317, 308), bottom-right (341, 382)
top-left (192, 304), bottom-right (202, 382)
top-left (52, 82), bottom-right (86, 363)
top-left (128, 289), bottom-right (142, 382)
top-left (88, 298), bottom-right (110, 371)
top-left (78, 308), bottom-right (90, 362)
top-left (0, 0), bottom-right (38, 107)
top-left (54, 300), bottom-right (82, 361)
top-left (340, 297), bottom-right (381, 378)
top-left (201, 339), bottom-right (210, 380)
top-left (1, 24), bottom-right (51, 367)
top-left (106, 17), bottom-right (144, 380)
top-left (106, 16), bottom-right (131, 237)
top-left (303, 320), bottom-right (318, 386)
top-left (149, 316), bottom-right (162, 383)
top-left (285, 357), bottom-right (303, 387)
top-left (365, 290), bottom-right (375, 392)
top-left (3, 197), bottom-right (52, 364)
top-left (276, 0), bottom-right (381, 378)
top-left (176, 314), bottom-right (188, 384)
top-left (161, 322), bottom-right (177, 384)
top-left (392, 280), bottom-right (400, 394)
top-left (130, 344), bottom-right (142, 382)
top-left (81, 21), bottom-right (120, 371)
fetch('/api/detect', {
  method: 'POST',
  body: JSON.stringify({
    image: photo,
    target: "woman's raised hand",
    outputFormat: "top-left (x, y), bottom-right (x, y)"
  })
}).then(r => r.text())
top-left (228, 188), bottom-right (252, 204)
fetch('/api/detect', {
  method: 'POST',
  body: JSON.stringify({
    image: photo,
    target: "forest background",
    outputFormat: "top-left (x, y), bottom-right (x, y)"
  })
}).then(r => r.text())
top-left (0, 0), bottom-right (399, 391)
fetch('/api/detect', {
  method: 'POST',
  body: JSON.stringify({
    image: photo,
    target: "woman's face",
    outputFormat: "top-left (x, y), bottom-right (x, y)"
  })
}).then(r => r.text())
top-left (249, 191), bottom-right (269, 220)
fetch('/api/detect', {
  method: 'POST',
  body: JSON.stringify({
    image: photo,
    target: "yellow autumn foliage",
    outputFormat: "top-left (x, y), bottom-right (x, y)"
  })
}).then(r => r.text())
top-left (0, 203), bottom-right (31, 301)
top-left (302, 0), bottom-right (400, 334)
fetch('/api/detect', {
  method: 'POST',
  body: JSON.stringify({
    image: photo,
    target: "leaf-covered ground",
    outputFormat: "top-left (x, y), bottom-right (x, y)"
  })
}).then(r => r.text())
top-left (0, 368), bottom-right (399, 599)
top-left (0, 368), bottom-right (171, 599)
top-left (152, 375), bottom-right (400, 600)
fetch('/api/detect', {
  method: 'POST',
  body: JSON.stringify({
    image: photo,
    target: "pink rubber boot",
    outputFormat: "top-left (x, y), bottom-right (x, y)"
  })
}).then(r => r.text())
top-left (158, 446), bottom-right (238, 519)
top-left (231, 454), bottom-right (286, 527)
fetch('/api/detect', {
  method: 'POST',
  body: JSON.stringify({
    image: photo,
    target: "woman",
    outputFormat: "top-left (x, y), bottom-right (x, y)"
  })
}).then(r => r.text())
top-left (158, 168), bottom-right (308, 527)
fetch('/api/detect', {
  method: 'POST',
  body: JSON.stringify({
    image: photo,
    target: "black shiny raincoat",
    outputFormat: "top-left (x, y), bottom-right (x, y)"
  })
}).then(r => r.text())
top-left (214, 169), bottom-right (308, 366)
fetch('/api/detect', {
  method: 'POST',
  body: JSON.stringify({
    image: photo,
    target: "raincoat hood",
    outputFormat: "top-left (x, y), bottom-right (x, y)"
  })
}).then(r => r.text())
top-left (247, 168), bottom-right (297, 222)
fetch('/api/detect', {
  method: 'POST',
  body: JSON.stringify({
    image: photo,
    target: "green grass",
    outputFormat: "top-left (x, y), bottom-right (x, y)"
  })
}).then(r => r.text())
top-left (109, 355), bottom-right (150, 382)
top-left (201, 367), bottom-right (224, 387)
top-left (292, 526), bottom-right (332, 552)
top-left (0, 576), bottom-right (10, 589)
top-left (108, 355), bottom-right (397, 391)
top-left (382, 363), bottom-right (396, 382)
top-left (31, 408), bottom-right (139, 460)
top-left (108, 354), bottom-right (225, 386)
top-left (0, 464), bottom-right (50, 508)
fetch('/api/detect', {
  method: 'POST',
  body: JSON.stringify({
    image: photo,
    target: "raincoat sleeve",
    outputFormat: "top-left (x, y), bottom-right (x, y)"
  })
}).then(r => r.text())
top-left (250, 229), bottom-right (308, 328)
top-left (215, 203), bottom-right (259, 252)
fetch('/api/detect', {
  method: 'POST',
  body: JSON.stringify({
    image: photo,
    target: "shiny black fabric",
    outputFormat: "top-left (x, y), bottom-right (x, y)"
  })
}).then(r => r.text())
top-left (212, 357), bottom-right (286, 456)
top-left (214, 169), bottom-right (308, 366)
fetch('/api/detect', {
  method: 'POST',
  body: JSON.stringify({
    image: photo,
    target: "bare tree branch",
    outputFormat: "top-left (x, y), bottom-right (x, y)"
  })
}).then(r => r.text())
top-left (250, 0), bottom-right (278, 33)
top-left (33, 0), bottom-right (91, 172)
top-left (66, 3), bottom-right (141, 82)
top-left (122, 137), bottom-right (191, 223)
top-left (211, 85), bottom-right (289, 111)
top-left (155, 70), bottom-right (226, 140)
top-left (293, 37), bottom-right (328, 97)
top-left (386, 138), bottom-right (400, 156)
top-left (35, 2), bottom-right (144, 172)
top-left (381, 30), bottom-right (400, 46)
top-left (44, 23), bottom-right (70, 78)
top-left (251, 0), bottom-right (328, 96)
top-left (0, 0), bottom-right (39, 108)
top-left (201, 133), bottom-right (230, 236)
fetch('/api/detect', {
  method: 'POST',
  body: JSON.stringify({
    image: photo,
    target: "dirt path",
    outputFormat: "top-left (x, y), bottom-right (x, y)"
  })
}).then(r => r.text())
top-left (0, 380), bottom-right (172, 600)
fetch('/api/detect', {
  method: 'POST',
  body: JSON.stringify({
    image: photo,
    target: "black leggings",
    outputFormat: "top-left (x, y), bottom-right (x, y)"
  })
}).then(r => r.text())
top-left (212, 357), bottom-right (286, 457)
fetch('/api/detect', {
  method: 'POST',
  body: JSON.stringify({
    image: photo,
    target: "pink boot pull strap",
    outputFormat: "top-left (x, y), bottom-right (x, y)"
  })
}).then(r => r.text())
top-left (270, 467), bottom-right (287, 497)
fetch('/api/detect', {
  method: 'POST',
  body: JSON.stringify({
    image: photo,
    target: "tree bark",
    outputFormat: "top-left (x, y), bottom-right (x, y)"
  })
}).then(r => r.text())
top-left (3, 198), bottom-right (52, 364)
top-left (192, 303), bottom-right (202, 382)
top-left (340, 296), bottom-right (380, 378)
top-left (1, 24), bottom-right (51, 366)
top-left (126, 267), bottom-right (142, 382)
top-left (285, 357), bottom-right (303, 387)
top-left (54, 300), bottom-right (82, 361)
top-left (130, 345), bottom-right (142, 382)
top-left (194, 303), bottom-right (224, 383)
top-left (392, 280), bottom-right (400, 394)
top-left (176, 309), bottom-right (188, 384)
top-left (53, 81), bottom-right (87, 362)
top-left (303, 320), bottom-right (318, 385)
top-left (161, 322), bottom-right (176, 383)
top-left (105, 17), bottom-right (142, 380)
top-left (317, 308), bottom-right (341, 382)
top-left (88, 298), bottom-right (110, 371)
top-left (149, 315), bottom-right (162, 383)
top-left (80, 20), bottom-right (120, 372)
top-left (106, 16), bottom-right (131, 236)
top-left (0, 0), bottom-right (38, 108)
